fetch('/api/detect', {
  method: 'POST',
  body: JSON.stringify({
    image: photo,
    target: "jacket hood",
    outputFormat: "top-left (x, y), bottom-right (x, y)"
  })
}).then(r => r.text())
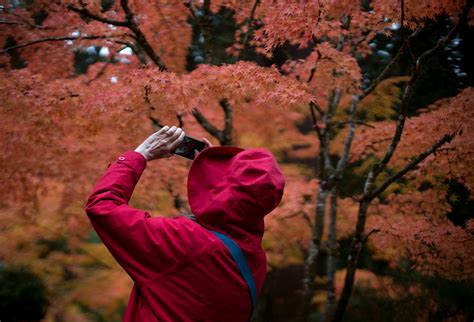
top-left (187, 146), bottom-right (285, 248)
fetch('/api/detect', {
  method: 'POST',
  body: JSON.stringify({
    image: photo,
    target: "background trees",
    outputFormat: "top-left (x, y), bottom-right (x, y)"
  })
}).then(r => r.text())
top-left (1, 1), bottom-right (473, 321)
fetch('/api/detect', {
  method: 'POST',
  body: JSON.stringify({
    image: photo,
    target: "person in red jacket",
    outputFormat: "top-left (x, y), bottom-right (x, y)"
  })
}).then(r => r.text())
top-left (85, 125), bottom-right (285, 321)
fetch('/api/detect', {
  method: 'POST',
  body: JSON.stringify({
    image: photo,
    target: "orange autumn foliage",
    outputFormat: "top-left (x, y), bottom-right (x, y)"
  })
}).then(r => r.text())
top-left (1, 1), bottom-right (473, 320)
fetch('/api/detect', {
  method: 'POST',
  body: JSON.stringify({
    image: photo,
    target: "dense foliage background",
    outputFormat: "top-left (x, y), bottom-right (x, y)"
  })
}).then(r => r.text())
top-left (1, 1), bottom-right (473, 321)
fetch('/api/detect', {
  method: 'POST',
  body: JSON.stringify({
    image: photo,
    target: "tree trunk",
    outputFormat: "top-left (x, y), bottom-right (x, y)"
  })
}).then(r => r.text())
top-left (323, 186), bottom-right (338, 321)
top-left (331, 200), bottom-right (370, 322)
top-left (301, 186), bottom-right (328, 320)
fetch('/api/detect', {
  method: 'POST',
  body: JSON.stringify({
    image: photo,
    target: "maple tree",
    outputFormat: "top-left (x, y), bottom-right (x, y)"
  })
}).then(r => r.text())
top-left (1, 0), bottom-right (473, 321)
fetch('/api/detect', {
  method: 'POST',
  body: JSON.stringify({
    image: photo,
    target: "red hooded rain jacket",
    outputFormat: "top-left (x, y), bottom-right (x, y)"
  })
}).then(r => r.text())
top-left (85, 147), bottom-right (285, 321)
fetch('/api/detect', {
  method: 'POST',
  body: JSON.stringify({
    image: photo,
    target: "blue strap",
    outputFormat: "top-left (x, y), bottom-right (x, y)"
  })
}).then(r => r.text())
top-left (210, 230), bottom-right (257, 308)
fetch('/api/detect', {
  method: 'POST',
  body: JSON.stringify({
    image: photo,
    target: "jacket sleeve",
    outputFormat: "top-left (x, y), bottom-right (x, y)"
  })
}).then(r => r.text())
top-left (85, 151), bottom-right (206, 285)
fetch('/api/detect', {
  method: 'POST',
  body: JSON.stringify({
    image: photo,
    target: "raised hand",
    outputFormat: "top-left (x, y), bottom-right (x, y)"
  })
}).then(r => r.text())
top-left (134, 126), bottom-right (186, 161)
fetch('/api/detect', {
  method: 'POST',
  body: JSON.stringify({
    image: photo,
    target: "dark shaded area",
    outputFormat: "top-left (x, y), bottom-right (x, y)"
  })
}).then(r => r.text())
top-left (186, 6), bottom-right (238, 71)
top-left (36, 235), bottom-right (70, 258)
top-left (0, 264), bottom-right (49, 322)
top-left (446, 179), bottom-right (474, 227)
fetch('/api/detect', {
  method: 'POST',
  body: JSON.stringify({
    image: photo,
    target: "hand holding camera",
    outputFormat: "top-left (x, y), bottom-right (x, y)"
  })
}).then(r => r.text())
top-left (135, 125), bottom-right (212, 161)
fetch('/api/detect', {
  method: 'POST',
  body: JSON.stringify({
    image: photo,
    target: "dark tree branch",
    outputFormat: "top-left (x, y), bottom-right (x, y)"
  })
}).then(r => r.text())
top-left (370, 133), bottom-right (455, 199)
top-left (176, 112), bottom-right (184, 128)
top-left (0, 20), bottom-right (47, 29)
top-left (143, 85), bottom-right (163, 129)
top-left (0, 35), bottom-right (110, 54)
top-left (333, 120), bottom-right (375, 129)
top-left (310, 99), bottom-right (324, 116)
top-left (400, 0), bottom-right (417, 64)
top-left (220, 98), bottom-right (234, 146)
top-left (67, 5), bottom-right (130, 26)
top-left (182, 1), bottom-right (197, 19)
top-left (238, 0), bottom-right (261, 60)
top-left (309, 102), bottom-right (318, 126)
top-left (119, 0), bottom-right (168, 70)
top-left (1, 9), bottom-right (50, 29)
top-left (362, 228), bottom-right (381, 243)
top-left (307, 50), bottom-right (321, 83)
top-left (67, 0), bottom-right (167, 70)
top-left (191, 107), bottom-right (224, 142)
top-left (113, 40), bottom-right (148, 64)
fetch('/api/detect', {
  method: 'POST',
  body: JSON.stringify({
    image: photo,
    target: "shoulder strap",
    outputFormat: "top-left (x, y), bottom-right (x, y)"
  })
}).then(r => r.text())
top-left (209, 230), bottom-right (257, 309)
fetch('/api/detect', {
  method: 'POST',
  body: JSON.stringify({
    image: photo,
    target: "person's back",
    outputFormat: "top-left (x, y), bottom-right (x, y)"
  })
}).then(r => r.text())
top-left (85, 126), bottom-right (285, 321)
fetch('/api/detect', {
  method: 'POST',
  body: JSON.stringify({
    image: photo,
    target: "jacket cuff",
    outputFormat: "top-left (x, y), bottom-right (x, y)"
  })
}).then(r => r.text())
top-left (116, 150), bottom-right (147, 176)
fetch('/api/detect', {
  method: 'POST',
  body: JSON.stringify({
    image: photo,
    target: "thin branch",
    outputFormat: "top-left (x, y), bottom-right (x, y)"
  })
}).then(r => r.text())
top-left (302, 213), bottom-right (313, 230)
top-left (361, 28), bottom-right (421, 99)
top-left (85, 49), bottom-right (121, 85)
top-left (238, 0), bottom-right (261, 59)
top-left (0, 35), bottom-right (110, 54)
top-left (362, 229), bottom-right (381, 243)
top-left (0, 168), bottom-right (18, 183)
top-left (307, 50), bottom-right (322, 83)
top-left (370, 133), bottom-right (455, 199)
top-left (114, 40), bottom-right (147, 64)
top-left (278, 210), bottom-right (306, 220)
top-left (1, 9), bottom-right (49, 29)
top-left (333, 120), bottom-right (375, 129)
top-left (182, 1), bottom-right (197, 19)
top-left (310, 99), bottom-right (324, 116)
top-left (144, 85), bottom-right (162, 129)
top-left (67, 5), bottom-right (129, 26)
top-left (400, 0), bottom-right (417, 64)
top-left (0, 20), bottom-right (47, 29)
top-left (309, 101), bottom-right (322, 137)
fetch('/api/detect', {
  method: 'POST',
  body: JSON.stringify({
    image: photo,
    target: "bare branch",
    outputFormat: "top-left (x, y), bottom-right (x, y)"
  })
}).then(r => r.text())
top-left (0, 35), bottom-right (110, 54)
top-left (370, 132), bottom-right (455, 199)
